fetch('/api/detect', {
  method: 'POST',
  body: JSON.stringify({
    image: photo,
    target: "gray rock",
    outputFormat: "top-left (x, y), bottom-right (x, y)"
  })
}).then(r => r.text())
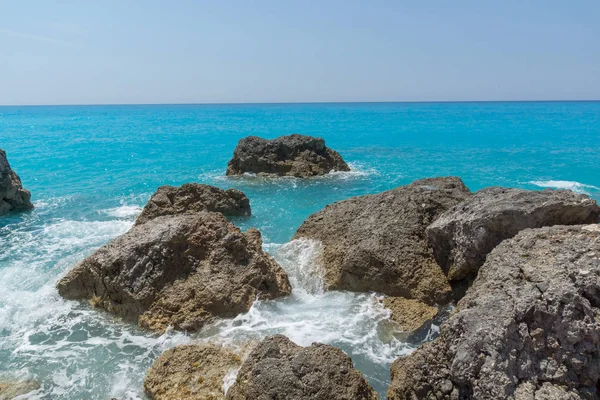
top-left (226, 134), bottom-right (350, 178)
top-left (0, 379), bottom-right (40, 400)
top-left (57, 212), bottom-right (291, 332)
top-left (0, 148), bottom-right (33, 216)
top-left (428, 187), bottom-right (600, 282)
top-left (135, 183), bottom-right (250, 225)
top-left (294, 177), bottom-right (471, 304)
top-left (387, 224), bottom-right (600, 400)
top-left (226, 335), bottom-right (377, 400)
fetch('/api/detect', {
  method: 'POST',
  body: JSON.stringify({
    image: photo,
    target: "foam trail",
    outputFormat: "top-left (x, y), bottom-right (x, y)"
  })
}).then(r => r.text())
top-left (529, 180), bottom-right (600, 194)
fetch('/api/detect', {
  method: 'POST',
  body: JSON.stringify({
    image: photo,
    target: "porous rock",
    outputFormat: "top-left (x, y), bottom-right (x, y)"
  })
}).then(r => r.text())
top-left (427, 187), bottom-right (600, 281)
top-left (226, 335), bottom-right (377, 400)
top-left (383, 297), bottom-right (438, 333)
top-left (387, 224), bottom-right (600, 400)
top-left (135, 183), bottom-right (250, 225)
top-left (57, 212), bottom-right (291, 332)
top-left (226, 134), bottom-right (350, 178)
top-left (293, 177), bottom-right (471, 304)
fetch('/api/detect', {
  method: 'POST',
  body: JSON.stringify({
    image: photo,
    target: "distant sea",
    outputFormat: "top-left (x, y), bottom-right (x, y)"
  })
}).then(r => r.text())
top-left (1, 102), bottom-right (599, 399)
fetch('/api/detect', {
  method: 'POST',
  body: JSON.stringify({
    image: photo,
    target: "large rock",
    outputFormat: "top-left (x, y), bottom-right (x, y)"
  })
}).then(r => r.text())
top-left (293, 177), bottom-right (471, 304)
top-left (57, 212), bottom-right (291, 332)
top-left (226, 134), bottom-right (350, 178)
top-left (387, 225), bottom-right (600, 400)
top-left (0, 148), bottom-right (33, 216)
top-left (144, 344), bottom-right (241, 400)
top-left (226, 335), bottom-right (377, 400)
top-left (428, 187), bottom-right (600, 282)
top-left (135, 183), bottom-right (250, 225)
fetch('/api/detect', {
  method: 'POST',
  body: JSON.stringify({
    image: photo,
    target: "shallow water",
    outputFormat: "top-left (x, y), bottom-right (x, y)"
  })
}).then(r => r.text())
top-left (1, 102), bottom-right (599, 399)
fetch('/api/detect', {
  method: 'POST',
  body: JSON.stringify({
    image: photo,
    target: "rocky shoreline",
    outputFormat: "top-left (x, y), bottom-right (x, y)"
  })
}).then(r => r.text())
top-left (0, 148), bottom-right (33, 216)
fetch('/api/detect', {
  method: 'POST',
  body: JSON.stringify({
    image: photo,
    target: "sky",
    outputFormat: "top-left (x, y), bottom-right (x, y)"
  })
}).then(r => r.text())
top-left (0, 0), bottom-right (599, 105)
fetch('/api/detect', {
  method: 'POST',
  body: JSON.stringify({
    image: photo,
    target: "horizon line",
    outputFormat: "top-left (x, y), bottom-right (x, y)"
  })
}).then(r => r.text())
top-left (1, 99), bottom-right (599, 107)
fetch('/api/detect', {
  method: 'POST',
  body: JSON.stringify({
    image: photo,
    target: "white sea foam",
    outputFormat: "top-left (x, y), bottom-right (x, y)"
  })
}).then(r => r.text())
top-left (529, 180), bottom-right (600, 194)
top-left (100, 205), bottom-right (143, 219)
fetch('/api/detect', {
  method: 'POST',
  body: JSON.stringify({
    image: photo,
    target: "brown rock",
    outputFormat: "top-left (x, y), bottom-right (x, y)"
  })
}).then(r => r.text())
top-left (226, 335), bottom-right (377, 400)
top-left (135, 183), bottom-right (250, 226)
top-left (383, 297), bottom-right (438, 333)
top-left (0, 148), bottom-right (33, 216)
top-left (57, 212), bottom-right (291, 332)
top-left (144, 344), bottom-right (241, 400)
top-left (294, 177), bottom-right (471, 304)
top-left (0, 379), bottom-right (39, 400)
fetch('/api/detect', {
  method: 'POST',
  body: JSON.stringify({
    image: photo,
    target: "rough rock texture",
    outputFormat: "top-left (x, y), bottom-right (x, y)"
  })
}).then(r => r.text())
top-left (144, 344), bottom-right (241, 400)
top-left (428, 187), bottom-right (600, 282)
top-left (387, 224), bottom-right (600, 400)
top-left (293, 177), bottom-right (471, 304)
top-left (0, 379), bottom-right (40, 400)
top-left (0, 148), bottom-right (33, 216)
top-left (135, 183), bottom-right (251, 225)
top-left (57, 212), bottom-right (291, 332)
top-left (226, 335), bottom-right (377, 400)
top-left (383, 297), bottom-right (438, 333)
top-left (226, 134), bottom-right (350, 178)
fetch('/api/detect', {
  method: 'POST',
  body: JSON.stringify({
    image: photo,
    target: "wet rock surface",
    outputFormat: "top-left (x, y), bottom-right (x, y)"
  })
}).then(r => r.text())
top-left (294, 177), bottom-right (471, 304)
top-left (383, 297), bottom-right (438, 334)
top-left (428, 187), bottom-right (600, 282)
top-left (57, 212), bottom-right (291, 332)
top-left (387, 224), bottom-right (600, 400)
top-left (135, 183), bottom-right (251, 226)
top-left (144, 344), bottom-right (241, 400)
top-left (0, 379), bottom-right (40, 400)
top-left (226, 335), bottom-right (378, 400)
top-left (226, 134), bottom-right (350, 178)
top-left (0, 148), bottom-right (33, 216)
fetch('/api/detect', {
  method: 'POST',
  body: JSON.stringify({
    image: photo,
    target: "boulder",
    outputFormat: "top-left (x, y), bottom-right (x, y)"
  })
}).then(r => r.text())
top-left (226, 134), bottom-right (350, 178)
top-left (293, 177), bottom-right (471, 304)
top-left (0, 148), bottom-right (33, 216)
top-left (382, 297), bottom-right (438, 334)
top-left (226, 335), bottom-right (377, 400)
top-left (135, 183), bottom-right (250, 225)
top-left (144, 344), bottom-right (241, 400)
top-left (57, 212), bottom-right (291, 332)
top-left (0, 379), bottom-right (39, 400)
top-left (427, 187), bottom-right (600, 282)
top-left (387, 224), bottom-right (600, 400)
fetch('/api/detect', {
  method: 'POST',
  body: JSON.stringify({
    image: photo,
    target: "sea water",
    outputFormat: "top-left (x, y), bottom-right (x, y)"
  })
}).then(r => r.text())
top-left (1, 102), bottom-right (599, 399)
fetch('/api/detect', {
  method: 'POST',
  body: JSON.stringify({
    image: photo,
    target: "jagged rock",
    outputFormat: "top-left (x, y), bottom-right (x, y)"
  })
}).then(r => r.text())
top-left (0, 379), bottom-right (39, 400)
top-left (57, 212), bottom-right (291, 332)
top-left (226, 134), bottom-right (350, 178)
top-left (226, 335), bottom-right (377, 400)
top-left (387, 225), bottom-right (600, 400)
top-left (135, 183), bottom-right (250, 225)
top-left (0, 148), bottom-right (33, 216)
top-left (144, 344), bottom-right (241, 400)
top-left (428, 187), bottom-right (600, 282)
top-left (383, 297), bottom-right (438, 334)
top-left (293, 177), bottom-right (471, 304)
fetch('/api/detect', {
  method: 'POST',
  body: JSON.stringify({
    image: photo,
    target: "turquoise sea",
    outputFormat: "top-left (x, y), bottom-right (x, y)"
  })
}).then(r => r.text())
top-left (1, 101), bottom-right (600, 399)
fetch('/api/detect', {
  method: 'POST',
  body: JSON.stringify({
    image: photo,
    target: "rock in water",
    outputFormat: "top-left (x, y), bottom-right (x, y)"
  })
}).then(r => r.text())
top-left (226, 335), bottom-right (378, 400)
top-left (57, 212), bottom-right (291, 332)
top-left (387, 225), bottom-right (600, 400)
top-left (144, 344), bottom-right (241, 400)
top-left (293, 177), bottom-right (471, 304)
top-left (135, 183), bottom-right (251, 225)
top-left (428, 187), bottom-right (600, 282)
top-left (0, 148), bottom-right (33, 216)
top-left (382, 297), bottom-right (438, 335)
top-left (226, 134), bottom-right (350, 178)
top-left (0, 379), bottom-right (40, 400)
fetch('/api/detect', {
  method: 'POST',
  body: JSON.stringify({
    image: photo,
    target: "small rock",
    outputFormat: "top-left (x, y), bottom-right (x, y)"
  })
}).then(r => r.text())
top-left (0, 379), bottom-right (40, 400)
top-left (0, 148), bottom-right (33, 216)
top-left (226, 134), bottom-right (350, 178)
top-left (382, 297), bottom-right (438, 334)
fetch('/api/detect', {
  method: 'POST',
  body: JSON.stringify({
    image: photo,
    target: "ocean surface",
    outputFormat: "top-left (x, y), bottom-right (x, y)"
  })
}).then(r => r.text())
top-left (1, 101), bottom-right (599, 399)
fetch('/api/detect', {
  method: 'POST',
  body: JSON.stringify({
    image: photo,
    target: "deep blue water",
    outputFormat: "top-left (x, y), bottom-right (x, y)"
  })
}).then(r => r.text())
top-left (1, 102), bottom-right (599, 399)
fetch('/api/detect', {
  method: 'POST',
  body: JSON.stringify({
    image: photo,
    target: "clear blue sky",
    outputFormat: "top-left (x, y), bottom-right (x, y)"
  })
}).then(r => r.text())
top-left (1, 0), bottom-right (599, 105)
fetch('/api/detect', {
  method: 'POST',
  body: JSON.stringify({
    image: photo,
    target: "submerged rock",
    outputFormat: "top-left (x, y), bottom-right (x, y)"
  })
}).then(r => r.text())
top-left (135, 183), bottom-right (250, 225)
top-left (226, 134), bottom-right (350, 178)
top-left (57, 212), bottom-right (291, 332)
top-left (382, 297), bottom-right (438, 336)
top-left (144, 344), bottom-right (241, 400)
top-left (226, 335), bottom-right (377, 400)
top-left (428, 187), bottom-right (600, 282)
top-left (0, 148), bottom-right (33, 216)
top-left (294, 177), bottom-right (471, 304)
top-left (387, 225), bottom-right (600, 400)
top-left (0, 379), bottom-right (40, 400)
